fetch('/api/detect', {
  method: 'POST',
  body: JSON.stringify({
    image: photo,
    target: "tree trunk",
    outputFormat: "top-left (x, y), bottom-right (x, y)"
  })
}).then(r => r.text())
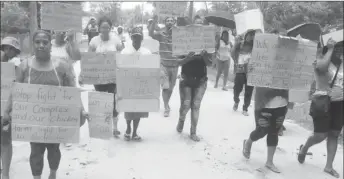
top-left (188, 1), bottom-right (194, 22)
top-left (29, 1), bottom-right (38, 54)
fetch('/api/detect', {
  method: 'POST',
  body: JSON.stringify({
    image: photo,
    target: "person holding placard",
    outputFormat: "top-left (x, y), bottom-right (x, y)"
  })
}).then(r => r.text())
top-left (298, 39), bottom-right (343, 178)
top-left (148, 15), bottom-right (178, 117)
top-left (86, 16), bottom-right (123, 137)
top-left (176, 16), bottom-right (213, 142)
top-left (51, 30), bottom-right (81, 66)
top-left (83, 17), bottom-right (99, 44)
top-left (120, 26), bottom-right (152, 141)
top-left (2, 30), bottom-right (88, 179)
top-left (1, 36), bottom-right (21, 179)
top-left (231, 29), bottom-right (261, 116)
top-left (214, 30), bottom-right (233, 91)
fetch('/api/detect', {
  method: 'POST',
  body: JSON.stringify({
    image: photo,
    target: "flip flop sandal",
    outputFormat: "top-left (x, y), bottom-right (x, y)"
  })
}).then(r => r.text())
top-left (324, 168), bottom-right (340, 178)
top-left (242, 140), bottom-right (251, 159)
top-left (164, 110), bottom-right (170, 117)
top-left (297, 145), bottom-right (306, 164)
top-left (132, 135), bottom-right (142, 141)
top-left (124, 134), bottom-right (131, 141)
top-left (265, 164), bottom-right (281, 173)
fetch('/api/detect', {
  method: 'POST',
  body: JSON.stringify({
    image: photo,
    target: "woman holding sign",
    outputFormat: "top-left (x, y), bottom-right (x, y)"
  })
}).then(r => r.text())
top-left (298, 39), bottom-right (343, 178)
top-left (86, 16), bottom-right (123, 137)
top-left (231, 29), bottom-right (261, 116)
top-left (1, 36), bottom-right (22, 179)
top-left (121, 26), bottom-right (151, 141)
top-left (176, 16), bottom-right (213, 142)
top-left (2, 30), bottom-right (87, 179)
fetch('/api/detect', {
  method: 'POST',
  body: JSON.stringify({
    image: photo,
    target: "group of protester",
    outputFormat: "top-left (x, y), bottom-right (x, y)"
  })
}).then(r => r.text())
top-left (0, 13), bottom-right (343, 179)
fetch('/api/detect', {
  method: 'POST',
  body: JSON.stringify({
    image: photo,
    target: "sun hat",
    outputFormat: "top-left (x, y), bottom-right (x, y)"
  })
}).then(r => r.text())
top-left (1, 36), bottom-right (21, 52)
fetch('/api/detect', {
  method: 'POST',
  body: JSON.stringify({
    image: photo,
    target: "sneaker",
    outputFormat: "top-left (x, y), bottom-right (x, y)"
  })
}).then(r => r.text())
top-left (233, 103), bottom-right (239, 111)
top-left (242, 111), bottom-right (249, 116)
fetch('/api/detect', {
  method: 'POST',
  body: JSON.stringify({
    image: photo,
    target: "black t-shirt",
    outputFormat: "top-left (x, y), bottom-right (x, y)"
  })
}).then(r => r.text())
top-left (181, 55), bottom-right (207, 79)
top-left (87, 26), bottom-right (99, 42)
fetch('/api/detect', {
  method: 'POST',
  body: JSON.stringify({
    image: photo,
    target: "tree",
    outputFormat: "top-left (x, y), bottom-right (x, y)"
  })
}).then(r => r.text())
top-left (88, 2), bottom-right (122, 26)
top-left (1, 2), bottom-right (30, 33)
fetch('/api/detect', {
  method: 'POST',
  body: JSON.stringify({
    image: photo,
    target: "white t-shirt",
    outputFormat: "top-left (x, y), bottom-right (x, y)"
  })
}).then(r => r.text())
top-left (51, 42), bottom-right (69, 63)
top-left (238, 53), bottom-right (251, 65)
top-left (89, 34), bottom-right (122, 53)
top-left (218, 40), bottom-right (231, 61)
top-left (121, 45), bottom-right (151, 55)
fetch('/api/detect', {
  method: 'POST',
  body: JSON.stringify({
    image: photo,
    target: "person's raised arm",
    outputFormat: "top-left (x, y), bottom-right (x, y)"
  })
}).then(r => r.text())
top-left (315, 38), bottom-right (336, 73)
top-left (148, 16), bottom-right (161, 41)
top-left (66, 31), bottom-right (82, 61)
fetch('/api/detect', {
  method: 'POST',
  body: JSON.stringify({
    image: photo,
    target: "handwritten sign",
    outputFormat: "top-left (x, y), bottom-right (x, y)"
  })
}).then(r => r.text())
top-left (88, 92), bottom-right (114, 139)
top-left (234, 9), bottom-right (264, 35)
top-left (155, 2), bottom-right (187, 19)
top-left (11, 83), bottom-right (81, 143)
top-left (172, 25), bottom-right (216, 56)
top-left (247, 34), bottom-right (317, 90)
top-left (322, 29), bottom-right (343, 44)
top-left (80, 52), bottom-right (117, 85)
top-left (116, 54), bottom-right (160, 112)
top-left (1, 62), bottom-right (15, 116)
top-left (41, 2), bottom-right (83, 31)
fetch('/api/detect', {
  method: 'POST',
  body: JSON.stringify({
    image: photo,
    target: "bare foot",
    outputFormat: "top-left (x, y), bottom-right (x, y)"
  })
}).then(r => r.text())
top-left (190, 134), bottom-right (200, 142)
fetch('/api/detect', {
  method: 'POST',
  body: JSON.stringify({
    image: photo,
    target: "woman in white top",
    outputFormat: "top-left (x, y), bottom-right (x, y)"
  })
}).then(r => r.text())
top-left (51, 31), bottom-right (81, 65)
top-left (86, 16), bottom-right (123, 137)
top-left (214, 30), bottom-right (232, 91)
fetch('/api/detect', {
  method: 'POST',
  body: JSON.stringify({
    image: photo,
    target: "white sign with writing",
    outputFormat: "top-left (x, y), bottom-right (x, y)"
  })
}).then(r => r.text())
top-left (247, 34), bottom-right (317, 90)
top-left (234, 9), bottom-right (265, 35)
top-left (11, 83), bottom-right (81, 143)
top-left (88, 92), bottom-right (114, 139)
top-left (172, 25), bottom-right (216, 56)
top-left (155, 2), bottom-right (187, 19)
top-left (116, 54), bottom-right (160, 112)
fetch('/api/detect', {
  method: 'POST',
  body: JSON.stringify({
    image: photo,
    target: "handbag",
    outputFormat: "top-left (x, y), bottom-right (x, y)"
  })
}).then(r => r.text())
top-left (309, 65), bottom-right (340, 117)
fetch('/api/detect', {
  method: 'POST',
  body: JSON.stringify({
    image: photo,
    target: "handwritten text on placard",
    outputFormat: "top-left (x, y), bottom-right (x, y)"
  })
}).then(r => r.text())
top-left (247, 34), bottom-right (317, 90)
top-left (80, 52), bottom-right (117, 85)
top-left (155, 2), bottom-right (187, 18)
top-left (88, 92), bottom-right (114, 139)
top-left (11, 83), bottom-right (81, 143)
top-left (41, 2), bottom-right (83, 31)
top-left (116, 54), bottom-right (160, 112)
top-left (172, 25), bottom-right (216, 56)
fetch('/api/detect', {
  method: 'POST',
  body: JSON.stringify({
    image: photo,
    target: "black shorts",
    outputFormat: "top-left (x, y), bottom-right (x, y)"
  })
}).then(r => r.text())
top-left (312, 100), bottom-right (344, 133)
top-left (94, 84), bottom-right (118, 117)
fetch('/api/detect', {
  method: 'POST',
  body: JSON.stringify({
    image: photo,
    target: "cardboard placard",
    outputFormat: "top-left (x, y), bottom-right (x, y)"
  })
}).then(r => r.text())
top-left (1, 62), bottom-right (15, 116)
top-left (234, 9), bottom-right (264, 35)
top-left (172, 25), bottom-right (216, 56)
top-left (322, 29), bottom-right (343, 44)
top-left (80, 52), bottom-right (117, 85)
top-left (88, 92), bottom-right (114, 139)
top-left (41, 2), bottom-right (83, 31)
top-left (142, 39), bottom-right (160, 54)
top-left (155, 2), bottom-right (187, 19)
top-left (247, 34), bottom-right (317, 90)
top-left (11, 83), bottom-right (81, 143)
top-left (116, 54), bottom-right (160, 112)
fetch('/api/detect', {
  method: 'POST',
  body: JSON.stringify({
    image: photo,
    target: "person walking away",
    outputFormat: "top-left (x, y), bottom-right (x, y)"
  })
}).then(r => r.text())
top-left (214, 30), bottom-right (232, 91)
top-left (120, 26), bottom-right (151, 141)
top-left (83, 17), bottom-right (99, 44)
top-left (86, 16), bottom-right (123, 137)
top-left (231, 29), bottom-right (260, 116)
top-left (242, 68), bottom-right (290, 173)
top-left (297, 38), bottom-right (343, 178)
top-left (1, 36), bottom-right (22, 179)
top-left (176, 16), bottom-right (213, 142)
top-left (2, 30), bottom-right (87, 179)
top-left (148, 15), bottom-right (178, 117)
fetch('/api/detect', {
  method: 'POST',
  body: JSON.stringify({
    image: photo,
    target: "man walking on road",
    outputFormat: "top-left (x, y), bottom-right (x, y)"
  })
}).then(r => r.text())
top-left (148, 15), bottom-right (178, 117)
top-left (83, 17), bottom-right (99, 44)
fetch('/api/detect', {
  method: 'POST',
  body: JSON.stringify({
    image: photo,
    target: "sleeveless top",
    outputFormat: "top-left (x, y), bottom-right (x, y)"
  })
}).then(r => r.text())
top-left (17, 57), bottom-right (75, 87)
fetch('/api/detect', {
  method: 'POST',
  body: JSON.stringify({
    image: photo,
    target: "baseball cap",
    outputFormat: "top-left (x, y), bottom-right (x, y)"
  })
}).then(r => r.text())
top-left (131, 26), bottom-right (143, 37)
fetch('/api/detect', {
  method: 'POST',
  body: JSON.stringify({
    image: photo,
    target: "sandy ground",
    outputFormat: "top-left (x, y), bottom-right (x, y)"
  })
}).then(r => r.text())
top-left (7, 32), bottom-right (343, 179)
